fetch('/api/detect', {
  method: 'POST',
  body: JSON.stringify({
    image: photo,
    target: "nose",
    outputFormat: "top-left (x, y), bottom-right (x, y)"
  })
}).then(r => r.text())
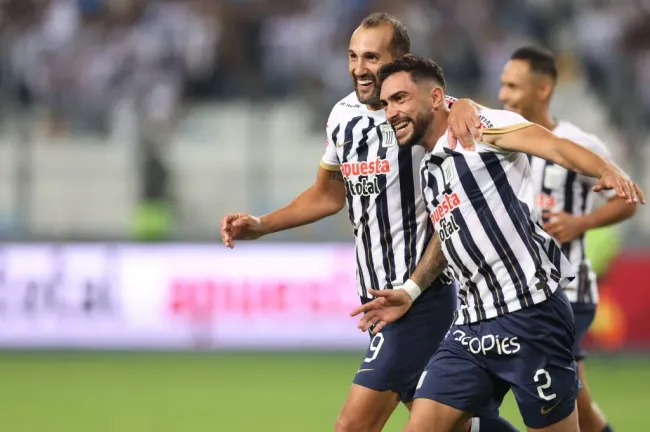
top-left (498, 87), bottom-right (508, 104)
top-left (385, 103), bottom-right (398, 123)
top-left (354, 58), bottom-right (369, 77)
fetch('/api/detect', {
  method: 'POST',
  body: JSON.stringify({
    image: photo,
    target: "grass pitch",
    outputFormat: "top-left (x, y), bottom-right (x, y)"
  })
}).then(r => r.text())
top-left (0, 352), bottom-right (646, 431)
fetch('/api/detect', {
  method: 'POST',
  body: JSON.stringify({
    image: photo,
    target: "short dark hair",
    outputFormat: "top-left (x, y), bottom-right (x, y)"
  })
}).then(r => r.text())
top-left (360, 12), bottom-right (411, 57)
top-left (510, 46), bottom-right (558, 82)
top-left (377, 55), bottom-right (446, 89)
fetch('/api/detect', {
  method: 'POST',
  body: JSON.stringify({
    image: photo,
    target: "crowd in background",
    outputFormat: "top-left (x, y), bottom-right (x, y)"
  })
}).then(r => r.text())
top-left (0, 0), bottom-right (649, 142)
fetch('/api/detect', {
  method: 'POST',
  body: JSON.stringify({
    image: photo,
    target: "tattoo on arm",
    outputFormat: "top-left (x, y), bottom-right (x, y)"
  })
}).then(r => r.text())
top-left (327, 171), bottom-right (345, 183)
top-left (410, 234), bottom-right (448, 290)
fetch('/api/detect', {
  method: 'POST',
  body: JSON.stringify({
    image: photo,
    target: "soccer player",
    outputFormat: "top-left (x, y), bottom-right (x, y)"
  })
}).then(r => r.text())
top-left (220, 12), bottom-right (516, 432)
top-left (352, 55), bottom-right (644, 432)
top-left (498, 46), bottom-right (636, 432)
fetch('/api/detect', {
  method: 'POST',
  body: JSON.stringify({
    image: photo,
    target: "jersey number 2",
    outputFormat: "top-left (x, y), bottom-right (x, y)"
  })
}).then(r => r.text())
top-left (363, 332), bottom-right (385, 363)
top-left (534, 369), bottom-right (557, 401)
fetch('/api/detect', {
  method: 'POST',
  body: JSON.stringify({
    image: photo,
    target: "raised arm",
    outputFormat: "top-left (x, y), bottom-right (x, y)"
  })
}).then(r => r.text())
top-left (482, 124), bottom-right (645, 204)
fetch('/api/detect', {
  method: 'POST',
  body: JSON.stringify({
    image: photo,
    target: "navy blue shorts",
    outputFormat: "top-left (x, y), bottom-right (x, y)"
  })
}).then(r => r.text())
top-left (415, 289), bottom-right (579, 429)
top-left (353, 281), bottom-right (456, 403)
top-left (571, 302), bottom-right (596, 361)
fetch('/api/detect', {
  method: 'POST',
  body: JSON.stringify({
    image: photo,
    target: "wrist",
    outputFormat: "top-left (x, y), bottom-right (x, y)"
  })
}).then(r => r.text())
top-left (398, 279), bottom-right (422, 302)
top-left (255, 215), bottom-right (268, 236)
top-left (577, 214), bottom-right (595, 232)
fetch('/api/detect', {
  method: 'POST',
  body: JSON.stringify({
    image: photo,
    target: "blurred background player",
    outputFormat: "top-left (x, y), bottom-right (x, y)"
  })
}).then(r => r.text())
top-left (221, 12), bottom-right (518, 432)
top-left (353, 55), bottom-right (644, 432)
top-left (498, 46), bottom-right (638, 432)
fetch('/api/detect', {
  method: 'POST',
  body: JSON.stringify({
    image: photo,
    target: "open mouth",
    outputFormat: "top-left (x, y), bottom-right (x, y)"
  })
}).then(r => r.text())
top-left (357, 78), bottom-right (374, 91)
top-left (393, 119), bottom-right (410, 131)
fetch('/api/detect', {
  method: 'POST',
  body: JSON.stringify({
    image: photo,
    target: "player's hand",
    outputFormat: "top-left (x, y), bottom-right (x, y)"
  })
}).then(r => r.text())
top-left (220, 212), bottom-right (264, 248)
top-left (594, 167), bottom-right (645, 205)
top-left (349, 288), bottom-right (413, 334)
top-left (447, 99), bottom-right (481, 151)
top-left (543, 211), bottom-right (587, 244)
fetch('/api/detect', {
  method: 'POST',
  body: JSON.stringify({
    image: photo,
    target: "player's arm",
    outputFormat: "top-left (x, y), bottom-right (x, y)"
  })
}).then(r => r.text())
top-left (482, 124), bottom-right (645, 204)
top-left (220, 166), bottom-right (346, 248)
top-left (349, 235), bottom-right (448, 334)
top-left (544, 196), bottom-right (636, 243)
top-left (405, 234), bottom-right (448, 297)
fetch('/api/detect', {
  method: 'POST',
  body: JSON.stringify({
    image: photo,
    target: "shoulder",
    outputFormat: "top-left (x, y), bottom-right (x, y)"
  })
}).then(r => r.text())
top-left (328, 92), bottom-right (363, 122)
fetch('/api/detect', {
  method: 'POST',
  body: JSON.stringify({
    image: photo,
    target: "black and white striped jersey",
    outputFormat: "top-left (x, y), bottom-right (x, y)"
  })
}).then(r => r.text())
top-left (529, 120), bottom-right (617, 305)
top-left (320, 92), bottom-right (456, 299)
top-left (421, 108), bottom-right (574, 325)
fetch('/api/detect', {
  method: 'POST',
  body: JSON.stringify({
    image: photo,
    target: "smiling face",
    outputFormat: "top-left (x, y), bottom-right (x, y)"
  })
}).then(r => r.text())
top-left (499, 59), bottom-right (552, 120)
top-left (348, 24), bottom-right (396, 108)
top-left (380, 71), bottom-right (442, 147)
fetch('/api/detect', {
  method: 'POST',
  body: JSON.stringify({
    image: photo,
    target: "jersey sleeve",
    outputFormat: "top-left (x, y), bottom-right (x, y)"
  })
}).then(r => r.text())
top-left (576, 134), bottom-right (619, 200)
top-left (478, 109), bottom-right (532, 135)
top-left (320, 109), bottom-right (341, 171)
top-left (472, 109), bottom-right (532, 153)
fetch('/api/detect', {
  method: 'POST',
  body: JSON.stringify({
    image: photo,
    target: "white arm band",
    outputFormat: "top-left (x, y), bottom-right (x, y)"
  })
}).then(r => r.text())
top-left (398, 279), bottom-right (422, 302)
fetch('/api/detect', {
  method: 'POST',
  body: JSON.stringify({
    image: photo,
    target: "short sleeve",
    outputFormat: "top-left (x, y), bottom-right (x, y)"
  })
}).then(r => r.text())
top-left (478, 109), bottom-right (532, 135)
top-left (320, 110), bottom-right (341, 171)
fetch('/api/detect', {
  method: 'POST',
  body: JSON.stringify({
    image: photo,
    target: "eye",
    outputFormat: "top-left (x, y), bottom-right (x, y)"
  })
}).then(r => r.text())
top-left (349, 53), bottom-right (357, 60)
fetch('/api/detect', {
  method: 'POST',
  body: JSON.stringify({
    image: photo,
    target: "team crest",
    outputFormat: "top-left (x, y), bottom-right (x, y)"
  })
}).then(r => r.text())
top-left (442, 157), bottom-right (457, 185)
top-left (543, 165), bottom-right (566, 190)
top-left (380, 124), bottom-right (397, 148)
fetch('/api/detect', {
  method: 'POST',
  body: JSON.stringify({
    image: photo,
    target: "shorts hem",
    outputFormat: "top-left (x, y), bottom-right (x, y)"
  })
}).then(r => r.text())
top-left (352, 378), bottom-right (412, 403)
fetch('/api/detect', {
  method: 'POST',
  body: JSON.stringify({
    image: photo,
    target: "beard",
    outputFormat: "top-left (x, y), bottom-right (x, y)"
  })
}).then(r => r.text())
top-left (398, 109), bottom-right (435, 148)
top-left (353, 74), bottom-right (381, 106)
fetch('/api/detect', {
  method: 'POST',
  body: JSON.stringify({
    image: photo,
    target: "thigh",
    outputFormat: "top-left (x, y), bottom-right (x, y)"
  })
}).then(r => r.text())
top-left (570, 303), bottom-right (596, 362)
top-left (490, 291), bottom-right (579, 429)
top-left (413, 332), bottom-right (506, 418)
top-left (336, 384), bottom-right (400, 432)
top-left (354, 284), bottom-right (456, 403)
top-left (406, 397), bottom-right (471, 432)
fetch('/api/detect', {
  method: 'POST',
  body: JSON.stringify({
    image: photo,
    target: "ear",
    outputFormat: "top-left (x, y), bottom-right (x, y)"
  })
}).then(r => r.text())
top-left (429, 86), bottom-right (445, 109)
top-left (538, 79), bottom-right (554, 102)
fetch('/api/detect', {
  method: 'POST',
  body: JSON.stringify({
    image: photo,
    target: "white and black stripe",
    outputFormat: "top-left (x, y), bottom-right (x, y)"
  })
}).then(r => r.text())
top-left (421, 109), bottom-right (573, 325)
top-left (529, 120), bottom-right (617, 305)
top-left (325, 92), bottom-right (455, 299)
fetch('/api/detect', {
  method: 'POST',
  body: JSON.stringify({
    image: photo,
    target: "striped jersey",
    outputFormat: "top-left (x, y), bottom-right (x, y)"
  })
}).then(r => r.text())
top-left (321, 92), bottom-right (456, 299)
top-left (529, 120), bottom-right (617, 304)
top-left (421, 108), bottom-right (574, 325)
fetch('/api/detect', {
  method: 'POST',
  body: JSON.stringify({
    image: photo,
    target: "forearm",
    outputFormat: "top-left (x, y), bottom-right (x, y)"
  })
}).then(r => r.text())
top-left (259, 178), bottom-right (344, 235)
top-left (549, 138), bottom-right (611, 179)
top-left (409, 235), bottom-right (448, 289)
top-left (580, 198), bottom-right (636, 231)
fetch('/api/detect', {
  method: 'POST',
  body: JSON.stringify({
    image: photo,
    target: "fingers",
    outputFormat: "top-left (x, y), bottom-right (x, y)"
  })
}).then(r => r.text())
top-left (350, 302), bottom-right (374, 317)
top-left (448, 129), bottom-right (457, 150)
top-left (232, 215), bottom-right (253, 228)
top-left (634, 182), bottom-right (646, 205)
top-left (367, 288), bottom-right (392, 298)
top-left (220, 214), bottom-right (238, 248)
top-left (358, 310), bottom-right (379, 332)
top-left (371, 320), bottom-right (388, 335)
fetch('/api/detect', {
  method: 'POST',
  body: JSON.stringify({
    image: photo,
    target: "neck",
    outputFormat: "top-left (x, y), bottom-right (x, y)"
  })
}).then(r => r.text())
top-left (528, 108), bottom-right (556, 131)
top-left (422, 110), bottom-right (449, 152)
top-left (366, 102), bottom-right (383, 111)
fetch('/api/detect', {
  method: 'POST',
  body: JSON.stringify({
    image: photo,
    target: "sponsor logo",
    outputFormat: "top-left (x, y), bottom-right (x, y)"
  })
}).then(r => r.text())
top-left (336, 140), bottom-right (352, 148)
top-left (537, 193), bottom-right (556, 211)
top-left (341, 159), bottom-right (391, 179)
top-left (478, 115), bottom-right (494, 129)
top-left (348, 177), bottom-right (381, 197)
top-left (540, 401), bottom-right (561, 415)
top-left (339, 101), bottom-right (361, 109)
top-left (429, 192), bottom-right (462, 225)
top-left (438, 215), bottom-right (460, 243)
top-left (452, 330), bottom-right (521, 355)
